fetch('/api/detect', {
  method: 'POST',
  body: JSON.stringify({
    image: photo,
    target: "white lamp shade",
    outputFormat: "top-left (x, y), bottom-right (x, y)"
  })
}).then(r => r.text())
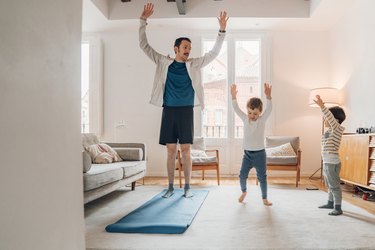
top-left (309, 87), bottom-right (340, 107)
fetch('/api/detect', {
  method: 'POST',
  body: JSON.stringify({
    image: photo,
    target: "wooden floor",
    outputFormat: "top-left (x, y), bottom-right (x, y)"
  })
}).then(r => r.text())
top-left (142, 176), bottom-right (375, 215)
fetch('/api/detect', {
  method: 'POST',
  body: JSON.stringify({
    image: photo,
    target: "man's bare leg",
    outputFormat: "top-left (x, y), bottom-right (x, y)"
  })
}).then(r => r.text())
top-left (180, 144), bottom-right (193, 198)
top-left (162, 144), bottom-right (177, 198)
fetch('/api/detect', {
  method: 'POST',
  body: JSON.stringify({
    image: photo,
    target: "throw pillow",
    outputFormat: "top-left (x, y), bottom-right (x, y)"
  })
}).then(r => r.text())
top-left (191, 149), bottom-right (208, 158)
top-left (266, 142), bottom-right (296, 157)
top-left (191, 137), bottom-right (206, 151)
top-left (86, 143), bottom-right (123, 164)
top-left (94, 152), bottom-right (114, 164)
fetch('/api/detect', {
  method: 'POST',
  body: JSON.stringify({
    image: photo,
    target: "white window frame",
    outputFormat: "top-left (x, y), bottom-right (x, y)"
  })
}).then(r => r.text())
top-left (200, 31), bottom-right (273, 142)
top-left (81, 33), bottom-right (103, 136)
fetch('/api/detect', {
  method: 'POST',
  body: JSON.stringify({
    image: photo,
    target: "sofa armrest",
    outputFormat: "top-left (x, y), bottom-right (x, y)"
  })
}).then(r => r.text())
top-left (82, 150), bottom-right (92, 173)
top-left (104, 142), bottom-right (147, 161)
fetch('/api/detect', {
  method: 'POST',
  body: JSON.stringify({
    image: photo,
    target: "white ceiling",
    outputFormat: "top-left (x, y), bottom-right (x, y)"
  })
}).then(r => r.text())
top-left (82, 0), bottom-right (354, 33)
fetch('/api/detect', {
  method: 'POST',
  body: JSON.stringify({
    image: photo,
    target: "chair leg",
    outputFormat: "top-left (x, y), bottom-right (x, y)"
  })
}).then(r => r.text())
top-left (217, 168), bottom-right (220, 185)
top-left (296, 167), bottom-right (301, 187)
top-left (202, 170), bottom-right (205, 180)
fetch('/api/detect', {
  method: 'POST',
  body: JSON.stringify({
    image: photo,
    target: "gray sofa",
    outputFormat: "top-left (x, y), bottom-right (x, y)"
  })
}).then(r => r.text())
top-left (82, 133), bottom-right (147, 204)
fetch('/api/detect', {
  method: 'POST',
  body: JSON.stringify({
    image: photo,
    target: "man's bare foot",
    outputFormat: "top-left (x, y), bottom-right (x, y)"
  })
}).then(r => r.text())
top-left (263, 199), bottom-right (272, 206)
top-left (238, 192), bottom-right (247, 203)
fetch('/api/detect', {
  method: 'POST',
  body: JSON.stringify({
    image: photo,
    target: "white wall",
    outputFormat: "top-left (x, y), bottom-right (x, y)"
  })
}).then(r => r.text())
top-left (271, 30), bottom-right (331, 175)
top-left (0, 1), bottom-right (85, 249)
top-left (98, 23), bottom-right (331, 176)
top-left (330, 0), bottom-right (375, 132)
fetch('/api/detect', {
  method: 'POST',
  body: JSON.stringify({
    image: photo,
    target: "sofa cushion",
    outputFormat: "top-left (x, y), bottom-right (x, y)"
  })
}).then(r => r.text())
top-left (115, 148), bottom-right (143, 161)
top-left (86, 143), bottom-right (122, 164)
top-left (83, 163), bottom-right (124, 191)
top-left (121, 161), bottom-right (147, 177)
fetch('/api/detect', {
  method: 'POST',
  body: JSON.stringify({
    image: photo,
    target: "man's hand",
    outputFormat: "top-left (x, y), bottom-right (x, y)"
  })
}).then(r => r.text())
top-left (313, 95), bottom-right (325, 108)
top-left (231, 84), bottom-right (238, 100)
top-left (217, 11), bottom-right (229, 31)
top-left (140, 3), bottom-right (154, 20)
top-left (264, 83), bottom-right (272, 100)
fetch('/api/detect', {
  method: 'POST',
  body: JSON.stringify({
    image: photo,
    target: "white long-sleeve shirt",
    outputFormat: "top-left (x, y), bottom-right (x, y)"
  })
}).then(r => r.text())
top-left (232, 99), bottom-right (272, 151)
top-left (139, 19), bottom-right (226, 110)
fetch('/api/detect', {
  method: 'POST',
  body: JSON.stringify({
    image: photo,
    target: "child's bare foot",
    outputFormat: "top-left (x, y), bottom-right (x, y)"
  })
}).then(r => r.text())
top-left (263, 199), bottom-right (273, 206)
top-left (238, 192), bottom-right (247, 203)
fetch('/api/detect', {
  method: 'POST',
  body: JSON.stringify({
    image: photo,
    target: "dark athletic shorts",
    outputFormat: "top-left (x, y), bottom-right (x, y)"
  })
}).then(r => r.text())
top-left (159, 106), bottom-right (194, 145)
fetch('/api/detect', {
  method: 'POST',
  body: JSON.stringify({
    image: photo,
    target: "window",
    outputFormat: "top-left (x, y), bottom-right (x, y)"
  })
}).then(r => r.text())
top-left (81, 42), bottom-right (90, 133)
top-left (81, 34), bottom-right (103, 135)
top-left (233, 40), bottom-right (261, 138)
top-left (202, 34), bottom-right (270, 139)
top-left (202, 40), bottom-right (228, 138)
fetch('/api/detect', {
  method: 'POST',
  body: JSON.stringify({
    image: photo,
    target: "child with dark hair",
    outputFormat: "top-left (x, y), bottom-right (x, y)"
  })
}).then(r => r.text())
top-left (314, 95), bottom-right (346, 216)
top-left (231, 83), bottom-right (273, 206)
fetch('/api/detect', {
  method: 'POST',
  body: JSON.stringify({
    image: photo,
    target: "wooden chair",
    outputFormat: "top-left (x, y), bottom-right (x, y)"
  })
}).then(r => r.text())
top-left (257, 136), bottom-right (301, 187)
top-left (175, 137), bottom-right (220, 188)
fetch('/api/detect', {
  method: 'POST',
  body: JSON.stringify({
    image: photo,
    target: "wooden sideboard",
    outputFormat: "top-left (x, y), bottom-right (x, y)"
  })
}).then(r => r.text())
top-left (339, 133), bottom-right (375, 190)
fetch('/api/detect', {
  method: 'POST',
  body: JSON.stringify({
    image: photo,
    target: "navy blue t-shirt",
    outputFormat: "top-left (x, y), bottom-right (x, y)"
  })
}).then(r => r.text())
top-left (163, 60), bottom-right (194, 107)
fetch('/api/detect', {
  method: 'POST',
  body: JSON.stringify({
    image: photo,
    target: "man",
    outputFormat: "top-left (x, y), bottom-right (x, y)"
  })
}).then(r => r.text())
top-left (139, 3), bottom-right (228, 198)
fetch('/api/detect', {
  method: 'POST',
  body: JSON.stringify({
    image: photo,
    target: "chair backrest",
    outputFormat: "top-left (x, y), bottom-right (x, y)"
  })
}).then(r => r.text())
top-left (191, 137), bottom-right (206, 151)
top-left (265, 136), bottom-right (300, 154)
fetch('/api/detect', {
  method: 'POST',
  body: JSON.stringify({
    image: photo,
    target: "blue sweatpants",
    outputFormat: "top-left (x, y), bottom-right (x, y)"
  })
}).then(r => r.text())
top-left (239, 149), bottom-right (268, 199)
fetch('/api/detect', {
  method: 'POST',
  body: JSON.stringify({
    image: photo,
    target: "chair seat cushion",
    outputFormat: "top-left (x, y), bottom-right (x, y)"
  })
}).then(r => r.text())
top-left (267, 156), bottom-right (298, 165)
top-left (192, 156), bottom-right (217, 165)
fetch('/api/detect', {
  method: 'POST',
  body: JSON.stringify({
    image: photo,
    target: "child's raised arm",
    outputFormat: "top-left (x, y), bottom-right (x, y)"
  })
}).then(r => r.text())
top-left (313, 95), bottom-right (325, 108)
top-left (264, 83), bottom-right (272, 100)
top-left (230, 84), bottom-right (238, 100)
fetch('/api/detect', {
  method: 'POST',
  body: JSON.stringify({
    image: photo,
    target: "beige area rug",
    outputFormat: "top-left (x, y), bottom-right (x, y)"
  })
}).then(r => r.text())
top-left (85, 184), bottom-right (375, 250)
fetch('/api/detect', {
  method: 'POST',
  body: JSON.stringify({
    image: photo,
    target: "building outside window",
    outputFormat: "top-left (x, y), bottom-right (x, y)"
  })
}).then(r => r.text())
top-left (81, 34), bottom-right (103, 136)
top-left (202, 36), bottom-right (267, 139)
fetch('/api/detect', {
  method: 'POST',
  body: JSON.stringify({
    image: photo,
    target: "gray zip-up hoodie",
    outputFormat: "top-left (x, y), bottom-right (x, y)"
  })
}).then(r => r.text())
top-left (139, 19), bottom-right (226, 110)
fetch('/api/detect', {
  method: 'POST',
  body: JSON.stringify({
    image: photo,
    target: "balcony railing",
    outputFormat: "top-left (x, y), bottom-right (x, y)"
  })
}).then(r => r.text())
top-left (202, 125), bottom-right (244, 138)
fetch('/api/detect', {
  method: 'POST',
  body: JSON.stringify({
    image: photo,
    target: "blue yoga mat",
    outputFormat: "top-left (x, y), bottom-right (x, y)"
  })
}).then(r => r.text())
top-left (105, 189), bottom-right (209, 234)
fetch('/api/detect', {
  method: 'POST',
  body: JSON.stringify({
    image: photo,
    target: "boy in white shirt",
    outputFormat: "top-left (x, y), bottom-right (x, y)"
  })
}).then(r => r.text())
top-left (231, 83), bottom-right (273, 206)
